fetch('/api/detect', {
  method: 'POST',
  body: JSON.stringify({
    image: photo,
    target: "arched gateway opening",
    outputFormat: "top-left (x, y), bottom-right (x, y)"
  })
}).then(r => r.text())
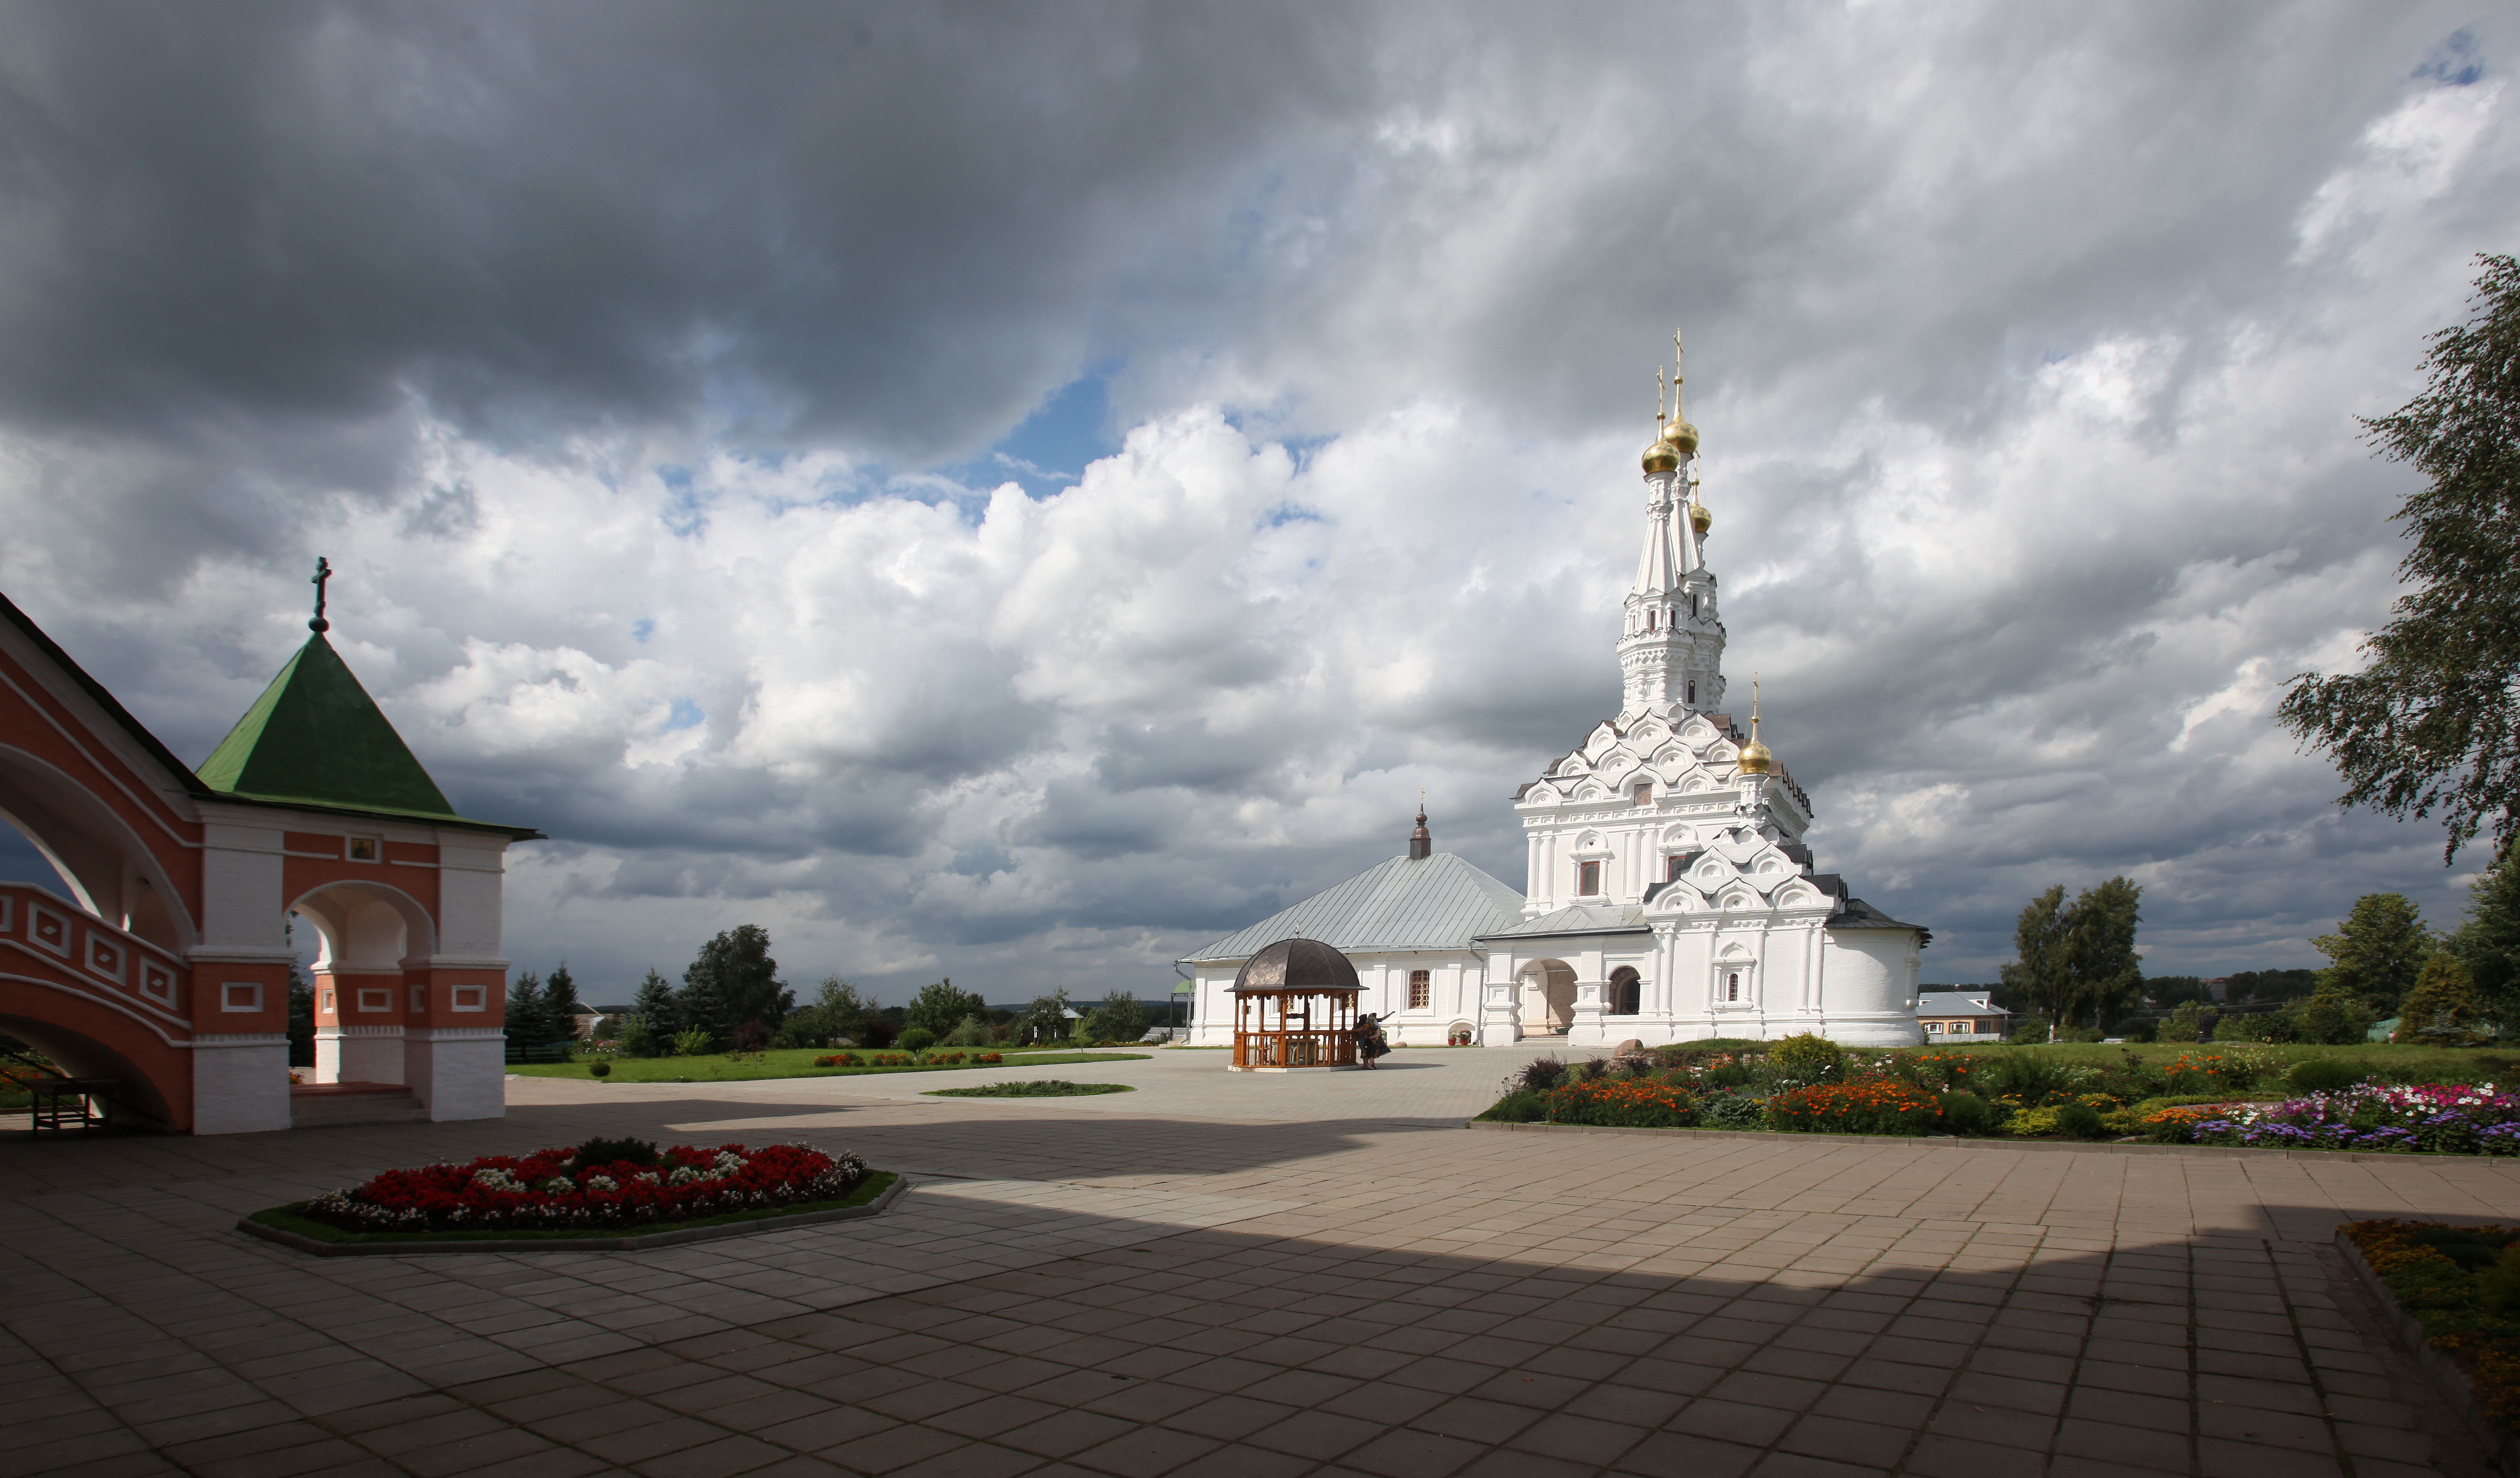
top-left (0, 574), bottom-right (538, 1134)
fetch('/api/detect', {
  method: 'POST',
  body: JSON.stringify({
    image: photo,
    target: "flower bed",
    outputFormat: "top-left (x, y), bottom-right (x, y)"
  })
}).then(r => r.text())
top-left (1767, 1078), bottom-right (1943, 1135)
top-left (2148, 1083), bottom-right (2520, 1153)
top-left (927, 1079), bottom-right (1133, 1098)
top-left (2343, 1220), bottom-right (2520, 1426)
top-left (296, 1140), bottom-right (868, 1234)
top-left (1541, 1077), bottom-right (1696, 1127)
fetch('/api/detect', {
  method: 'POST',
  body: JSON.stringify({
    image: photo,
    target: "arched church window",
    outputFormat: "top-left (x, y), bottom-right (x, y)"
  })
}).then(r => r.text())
top-left (1725, 972), bottom-right (1740, 1001)
top-left (1578, 860), bottom-right (1601, 896)
top-left (1610, 968), bottom-right (1640, 1016)
top-left (1686, 679), bottom-right (1697, 704)
top-left (1690, 594), bottom-right (1699, 618)
top-left (1646, 609), bottom-right (1657, 632)
top-left (1666, 854), bottom-right (1685, 882)
top-left (1408, 970), bottom-right (1430, 1010)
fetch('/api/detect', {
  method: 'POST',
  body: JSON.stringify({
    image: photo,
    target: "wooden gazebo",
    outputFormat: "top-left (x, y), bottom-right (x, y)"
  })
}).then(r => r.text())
top-left (1229, 937), bottom-right (1362, 1072)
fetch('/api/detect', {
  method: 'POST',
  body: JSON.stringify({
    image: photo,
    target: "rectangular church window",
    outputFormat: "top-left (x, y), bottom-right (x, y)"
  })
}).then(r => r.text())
top-left (1633, 782), bottom-right (1652, 805)
top-left (348, 837), bottom-right (380, 862)
top-left (1409, 971), bottom-right (1430, 1010)
top-left (1578, 861), bottom-right (1601, 896)
top-left (1725, 973), bottom-right (1740, 1001)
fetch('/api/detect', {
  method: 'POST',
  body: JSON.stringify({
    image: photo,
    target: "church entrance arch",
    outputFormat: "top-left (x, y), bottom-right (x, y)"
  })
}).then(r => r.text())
top-left (290, 881), bottom-right (437, 1086)
top-left (1518, 959), bottom-right (1576, 1035)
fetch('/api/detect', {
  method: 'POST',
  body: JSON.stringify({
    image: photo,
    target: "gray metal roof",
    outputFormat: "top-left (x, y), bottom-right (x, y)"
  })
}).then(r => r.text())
top-left (1182, 853), bottom-right (1527, 963)
top-left (1477, 904), bottom-right (1649, 940)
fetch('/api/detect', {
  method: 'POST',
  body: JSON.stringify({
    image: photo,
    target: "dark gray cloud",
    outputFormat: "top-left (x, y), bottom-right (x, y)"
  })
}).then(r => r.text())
top-left (0, 2), bottom-right (2512, 999)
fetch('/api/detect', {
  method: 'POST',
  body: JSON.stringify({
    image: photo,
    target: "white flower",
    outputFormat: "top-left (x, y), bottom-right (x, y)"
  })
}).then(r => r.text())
top-left (585, 1175), bottom-right (619, 1193)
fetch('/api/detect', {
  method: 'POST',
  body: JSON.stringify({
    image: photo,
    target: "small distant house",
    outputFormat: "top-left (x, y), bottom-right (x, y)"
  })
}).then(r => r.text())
top-left (1914, 989), bottom-right (2006, 1040)
top-left (577, 1004), bottom-right (634, 1039)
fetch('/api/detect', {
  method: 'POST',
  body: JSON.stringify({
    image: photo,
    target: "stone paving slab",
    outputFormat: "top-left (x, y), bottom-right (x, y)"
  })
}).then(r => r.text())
top-left (0, 1046), bottom-right (2508, 1475)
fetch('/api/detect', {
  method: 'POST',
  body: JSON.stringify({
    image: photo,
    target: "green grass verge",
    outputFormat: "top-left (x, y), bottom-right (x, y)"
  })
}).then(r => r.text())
top-left (506, 1050), bottom-right (1150, 1083)
top-left (1934, 1041), bottom-right (2515, 1081)
top-left (248, 1170), bottom-right (898, 1244)
top-left (924, 1081), bottom-right (1136, 1098)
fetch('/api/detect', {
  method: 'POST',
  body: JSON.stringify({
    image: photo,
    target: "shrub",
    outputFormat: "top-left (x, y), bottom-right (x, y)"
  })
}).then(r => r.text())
top-left (1700, 1095), bottom-right (1765, 1128)
top-left (2115, 1019), bottom-right (2158, 1043)
top-left (1770, 1033), bottom-right (1845, 1082)
top-left (898, 1027), bottom-right (938, 1053)
top-left (1543, 1078), bottom-right (1696, 1128)
top-left (618, 1017), bottom-right (658, 1058)
top-left (943, 1015), bottom-right (995, 1048)
top-left (1477, 1091), bottom-right (1548, 1123)
top-left (1937, 1091), bottom-right (1994, 1135)
top-left (814, 1052), bottom-right (863, 1067)
top-left (2289, 1057), bottom-right (2367, 1094)
top-left (670, 1028), bottom-right (714, 1057)
top-left (2295, 988), bottom-right (2373, 1046)
top-left (2008, 1019), bottom-right (2054, 1044)
top-left (1895, 1051), bottom-right (1977, 1092)
top-left (1767, 1077), bottom-right (1940, 1135)
top-left (2053, 1102), bottom-right (2108, 1139)
top-left (589, 1062), bottom-right (611, 1078)
top-left (1574, 1055), bottom-right (1610, 1082)
top-left (1517, 1057), bottom-right (1568, 1093)
top-left (1978, 1050), bottom-right (2084, 1107)
top-left (569, 1136), bottom-right (660, 1173)
top-left (976, 1051), bottom-right (1003, 1064)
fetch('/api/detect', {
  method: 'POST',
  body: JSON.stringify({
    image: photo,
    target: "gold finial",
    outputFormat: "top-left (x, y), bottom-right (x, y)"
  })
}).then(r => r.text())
top-left (1656, 365), bottom-right (1667, 427)
top-left (1738, 671), bottom-right (1774, 775)
top-left (1659, 326), bottom-right (1699, 453)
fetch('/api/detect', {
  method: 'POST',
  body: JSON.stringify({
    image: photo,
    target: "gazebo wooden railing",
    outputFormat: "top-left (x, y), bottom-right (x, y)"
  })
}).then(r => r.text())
top-left (1232, 1029), bottom-right (1357, 1070)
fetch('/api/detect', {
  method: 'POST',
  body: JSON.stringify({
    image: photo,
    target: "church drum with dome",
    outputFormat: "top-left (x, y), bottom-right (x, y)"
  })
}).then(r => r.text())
top-left (1228, 937), bottom-right (1364, 1072)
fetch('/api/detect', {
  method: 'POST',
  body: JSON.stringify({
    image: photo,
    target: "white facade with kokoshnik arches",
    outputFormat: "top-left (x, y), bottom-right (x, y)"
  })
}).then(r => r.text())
top-left (1181, 337), bottom-right (1928, 1049)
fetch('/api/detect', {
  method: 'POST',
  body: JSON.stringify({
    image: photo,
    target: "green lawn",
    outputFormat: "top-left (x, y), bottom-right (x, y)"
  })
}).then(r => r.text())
top-left (508, 1048), bottom-right (1150, 1083)
top-left (1936, 1039), bottom-right (2516, 1082)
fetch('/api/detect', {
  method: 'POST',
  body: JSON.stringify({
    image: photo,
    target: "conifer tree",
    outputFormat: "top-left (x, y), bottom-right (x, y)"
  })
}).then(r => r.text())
top-left (2449, 850), bottom-right (2520, 1023)
top-left (2394, 953), bottom-right (2482, 1043)
top-left (630, 968), bottom-right (679, 1037)
top-left (503, 970), bottom-right (546, 1054)
top-left (543, 962), bottom-right (582, 1040)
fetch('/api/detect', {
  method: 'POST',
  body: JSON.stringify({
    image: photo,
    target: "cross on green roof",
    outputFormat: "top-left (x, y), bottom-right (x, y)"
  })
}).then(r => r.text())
top-left (197, 633), bottom-right (460, 820)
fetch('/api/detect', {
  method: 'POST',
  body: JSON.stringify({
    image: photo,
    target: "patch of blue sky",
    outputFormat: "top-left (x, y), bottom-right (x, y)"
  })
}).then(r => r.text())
top-left (937, 362), bottom-right (1124, 499)
top-left (631, 618), bottom-right (655, 644)
top-left (1259, 502), bottom-right (1327, 529)
top-left (2415, 29), bottom-right (2483, 87)
top-left (664, 698), bottom-right (705, 731)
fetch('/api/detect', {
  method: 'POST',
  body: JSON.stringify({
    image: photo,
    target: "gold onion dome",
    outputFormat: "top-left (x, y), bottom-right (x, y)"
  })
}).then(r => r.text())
top-left (1736, 736), bottom-right (1773, 774)
top-left (1641, 436), bottom-right (1680, 473)
top-left (1689, 502), bottom-right (1712, 535)
top-left (1661, 419), bottom-right (1700, 454)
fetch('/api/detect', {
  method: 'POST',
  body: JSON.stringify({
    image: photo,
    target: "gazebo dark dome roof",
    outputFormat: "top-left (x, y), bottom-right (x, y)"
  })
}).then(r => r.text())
top-left (1232, 936), bottom-right (1360, 993)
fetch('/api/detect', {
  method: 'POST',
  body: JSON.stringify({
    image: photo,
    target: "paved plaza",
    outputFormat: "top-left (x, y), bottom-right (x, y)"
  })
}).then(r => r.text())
top-left (1, 1045), bottom-right (2510, 1478)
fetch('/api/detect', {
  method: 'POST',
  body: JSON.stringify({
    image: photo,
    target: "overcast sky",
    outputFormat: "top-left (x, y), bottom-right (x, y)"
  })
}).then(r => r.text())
top-left (0, 2), bottom-right (2512, 1002)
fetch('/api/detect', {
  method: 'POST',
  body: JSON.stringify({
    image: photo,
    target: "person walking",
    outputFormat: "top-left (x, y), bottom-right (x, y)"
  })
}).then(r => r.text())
top-left (1354, 1012), bottom-right (1389, 1069)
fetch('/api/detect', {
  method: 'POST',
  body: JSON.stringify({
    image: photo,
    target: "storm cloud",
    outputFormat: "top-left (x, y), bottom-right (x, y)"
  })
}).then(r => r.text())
top-left (0, 1), bottom-right (2512, 998)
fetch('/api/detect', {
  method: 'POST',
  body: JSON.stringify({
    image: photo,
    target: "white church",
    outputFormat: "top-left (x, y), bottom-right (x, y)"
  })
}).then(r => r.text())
top-left (1180, 344), bottom-right (1929, 1050)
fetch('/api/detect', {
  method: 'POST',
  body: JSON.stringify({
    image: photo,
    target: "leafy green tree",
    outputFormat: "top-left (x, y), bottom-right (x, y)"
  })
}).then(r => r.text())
top-left (2064, 876), bottom-right (2144, 1029)
top-left (503, 970), bottom-right (547, 1054)
top-left (2449, 849), bottom-right (2520, 1026)
top-left (1999, 886), bottom-right (2071, 1036)
top-left (1999, 877), bottom-right (2144, 1031)
top-left (1018, 990), bottom-right (1073, 1046)
top-left (2278, 255), bottom-right (2520, 863)
top-left (683, 924), bottom-right (789, 1049)
top-left (774, 977), bottom-right (873, 1048)
top-left (2313, 893), bottom-right (2434, 1019)
top-left (905, 978), bottom-right (990, 1038)
top-left (2292, 986), bottom-right (2371, 1046)
top-left (1086, 990), bottom-right (1148, 1043)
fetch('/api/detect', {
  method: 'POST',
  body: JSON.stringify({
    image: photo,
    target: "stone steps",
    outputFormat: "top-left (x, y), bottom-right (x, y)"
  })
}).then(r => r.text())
top-left (289, 1083), bottom-right (428, 1128)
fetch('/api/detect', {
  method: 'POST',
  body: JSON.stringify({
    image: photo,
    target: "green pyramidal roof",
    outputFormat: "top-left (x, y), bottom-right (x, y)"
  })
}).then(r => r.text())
top-left (197, 634), bottom-right (460, 819)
